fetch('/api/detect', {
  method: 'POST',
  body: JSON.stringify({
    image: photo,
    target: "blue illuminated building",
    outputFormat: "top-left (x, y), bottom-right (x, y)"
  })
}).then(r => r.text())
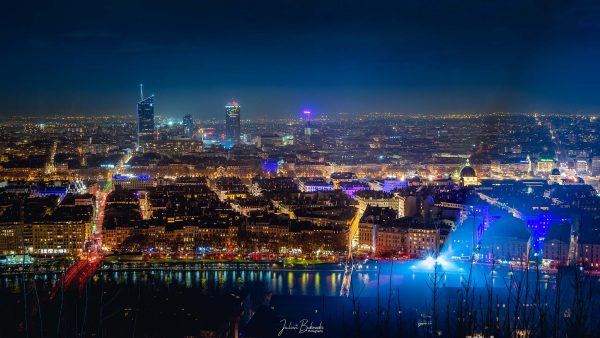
top-left (112, 174), bottom-right (154, 189)
top-left (524, 213), bottom-right (570, 254)
top-left (382, 179), bottom-right (408, 193)
top-left (112, 174), bottom-right (150, 181)
top-left (262, 160), bottom-right (278, 175)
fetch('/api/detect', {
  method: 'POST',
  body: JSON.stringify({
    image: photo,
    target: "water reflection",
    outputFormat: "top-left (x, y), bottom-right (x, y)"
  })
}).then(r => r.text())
top-left (0, 261), bottom-right (569, 299)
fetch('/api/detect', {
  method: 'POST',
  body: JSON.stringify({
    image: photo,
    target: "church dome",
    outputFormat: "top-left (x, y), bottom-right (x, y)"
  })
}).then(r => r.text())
top-left (551, 168), bottom-right (561, 176)
top-left (460, 164), bottom-right (477, 178)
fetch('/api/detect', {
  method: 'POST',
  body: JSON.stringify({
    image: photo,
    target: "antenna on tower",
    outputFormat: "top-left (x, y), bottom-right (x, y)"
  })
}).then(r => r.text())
top-left (140, 83), bottom-right (144, 101)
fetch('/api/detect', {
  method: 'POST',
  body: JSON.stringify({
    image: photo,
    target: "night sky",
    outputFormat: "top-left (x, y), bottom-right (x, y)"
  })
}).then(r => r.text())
top-left (2, 0), bottom-right (600, 118)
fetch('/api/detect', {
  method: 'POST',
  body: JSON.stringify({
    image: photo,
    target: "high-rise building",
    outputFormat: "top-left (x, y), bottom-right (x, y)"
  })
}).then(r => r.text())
top-left (576, 159), bottom-right (589, 176)
top-left (137, 84), bottom-right (155, 147)
top-left (592, 156), bottom-right (600, 176)
top-left (183, 114), bottom-right (194, 137)
top-left (225, 99), bottom-right (241, 145)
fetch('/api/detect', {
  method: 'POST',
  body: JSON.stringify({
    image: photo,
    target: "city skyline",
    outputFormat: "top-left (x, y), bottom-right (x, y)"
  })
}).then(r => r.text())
top-left (1, 100), bottom-right (600, 337)
top-left (3, 0), bottom-right (600, 117)
top-left (2, 1), bottom-right (600, 337)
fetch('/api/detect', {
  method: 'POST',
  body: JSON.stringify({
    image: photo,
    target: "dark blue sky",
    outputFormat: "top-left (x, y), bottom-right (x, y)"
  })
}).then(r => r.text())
top-left (2, 0), bottom-right (600, 118)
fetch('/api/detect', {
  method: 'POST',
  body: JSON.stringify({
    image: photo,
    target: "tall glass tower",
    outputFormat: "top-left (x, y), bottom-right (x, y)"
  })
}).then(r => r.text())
top-left (225, 99), bottom-right (241, 145)
top-left (183, 114), bottom-right (194, 137)
top-left (137, 84), bottom-right (155, 147)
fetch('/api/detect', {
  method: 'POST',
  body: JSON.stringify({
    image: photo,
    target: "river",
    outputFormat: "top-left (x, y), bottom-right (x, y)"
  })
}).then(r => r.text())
top-left (0, 260), bottom-right (597, 337)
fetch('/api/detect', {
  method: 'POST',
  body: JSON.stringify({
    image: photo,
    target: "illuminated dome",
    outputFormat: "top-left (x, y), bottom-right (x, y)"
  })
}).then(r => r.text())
top-left (225, 99), bottom-right (240, 107)
top-left (551, 168), bottom-right (561, 176)
top-left (459, 161), bottom-right (479, 186)
top-left (460, 164), bottom-right (476, 178)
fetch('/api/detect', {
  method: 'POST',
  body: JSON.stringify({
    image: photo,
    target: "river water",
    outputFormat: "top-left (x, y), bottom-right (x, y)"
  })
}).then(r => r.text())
top-left (0, 260), bottom-right (597, 337)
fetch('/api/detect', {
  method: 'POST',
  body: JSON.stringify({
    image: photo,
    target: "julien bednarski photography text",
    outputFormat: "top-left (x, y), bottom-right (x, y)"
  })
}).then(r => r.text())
top-left (278, 319), bottom-right (325, 336)
top-left (1, 0), bottom-right (600, 337)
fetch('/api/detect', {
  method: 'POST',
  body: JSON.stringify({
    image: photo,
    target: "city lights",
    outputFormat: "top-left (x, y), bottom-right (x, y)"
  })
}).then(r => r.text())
top-left (2, 0), bottom-right (600, 336)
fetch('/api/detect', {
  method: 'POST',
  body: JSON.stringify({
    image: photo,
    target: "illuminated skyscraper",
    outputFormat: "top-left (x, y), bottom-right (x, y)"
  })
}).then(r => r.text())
top-left (183, 114), bottom-right (194, 137)
top-left (137, 84), bottom-right (155, 147)
top-left (302, 110), bottom-right (321, 146)
top-left (592, 156), bottom-right (600, 176)
top-left (225, 99), bottom-right (241, 145)
top-left (303, 110), bottom-right (313, 144)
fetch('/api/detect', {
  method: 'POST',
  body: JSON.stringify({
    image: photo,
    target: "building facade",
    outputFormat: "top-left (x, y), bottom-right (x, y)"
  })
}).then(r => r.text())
top-left (183, 114), bottom-right (194, 137)
top-left (137, 94), bottom-right (155, 147)
top-left (225, 99), bottom-right (241, 145)
top-left (0, 221), bottom-right (92, 255)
